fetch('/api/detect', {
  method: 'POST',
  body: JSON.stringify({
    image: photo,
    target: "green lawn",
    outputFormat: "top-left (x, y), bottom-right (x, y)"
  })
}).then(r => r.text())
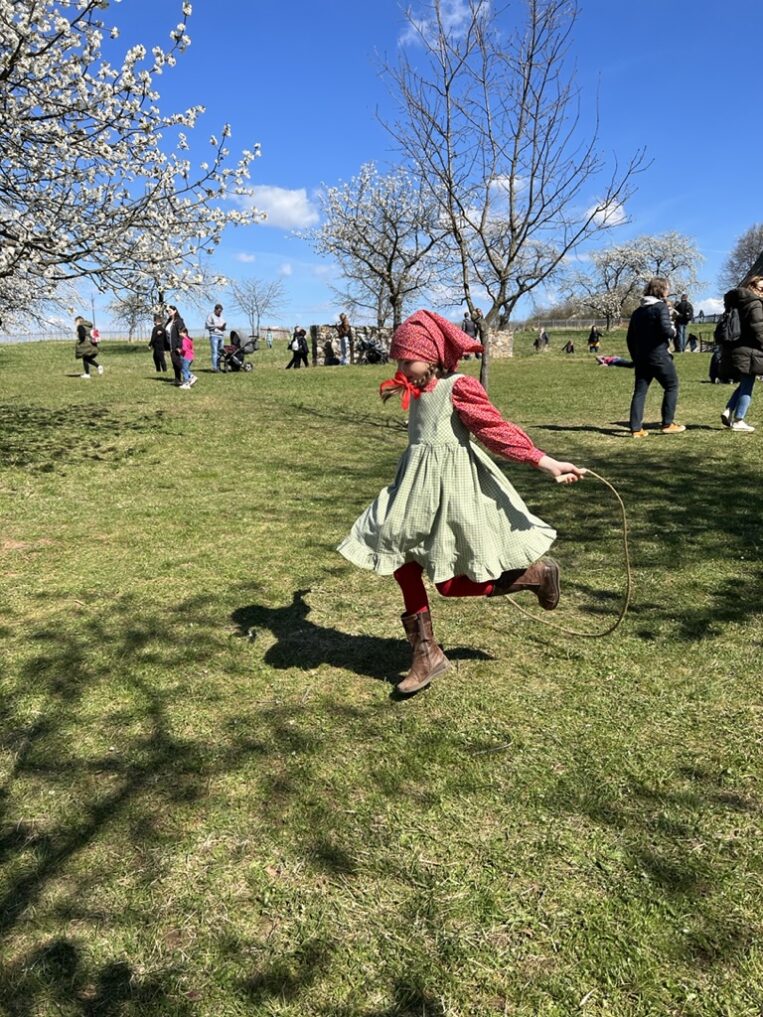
top-left (0, 334), bottom-right (761, 1016)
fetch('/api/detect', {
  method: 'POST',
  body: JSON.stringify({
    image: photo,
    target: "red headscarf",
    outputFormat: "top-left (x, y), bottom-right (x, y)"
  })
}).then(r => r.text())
top-left (389, 309), bottom-right (483, 372)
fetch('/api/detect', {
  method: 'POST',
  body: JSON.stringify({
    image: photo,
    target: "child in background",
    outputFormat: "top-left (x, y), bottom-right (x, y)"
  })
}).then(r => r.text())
top-left (179, 328), bottom-right (197, 389)
top-left (338, 310), bottom-right (586, 695)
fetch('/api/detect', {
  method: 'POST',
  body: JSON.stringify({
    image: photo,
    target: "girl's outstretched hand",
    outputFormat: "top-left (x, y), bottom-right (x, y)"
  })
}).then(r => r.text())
top-left (537, 455), bottom-right (587, 484)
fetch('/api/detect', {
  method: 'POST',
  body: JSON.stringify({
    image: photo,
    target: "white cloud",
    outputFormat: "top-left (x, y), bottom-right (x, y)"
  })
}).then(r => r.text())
top-left (243, 185), bottom-right (319, 229)
top-left (400, 0), bottom-right (489, 45)
top-left (312, 264), bottom-right (334, 278)
top-left (587, 199), bottom-right (627, 227)
top-left (697, 298), bottom-right (723, 316)
top-left (279, 262), bottom-right (293, 277)
top-left (235, 252), bottom-right (256, 263)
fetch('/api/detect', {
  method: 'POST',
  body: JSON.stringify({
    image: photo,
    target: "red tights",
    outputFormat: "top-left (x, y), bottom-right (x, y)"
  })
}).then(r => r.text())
top-left (393, 561), bottom-right (494, 615)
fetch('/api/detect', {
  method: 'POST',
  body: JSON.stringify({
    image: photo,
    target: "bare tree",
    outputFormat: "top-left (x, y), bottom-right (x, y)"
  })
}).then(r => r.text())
top-left (229, 278), bottom-right (287, 338)
top-left (106, 290), bottom-right (155, 339)
top-left (568, 233), bottom-right (701, 330)
top-left (307, 163), bottom-right (446, 328)
top-left (388, 0), bottom-right (646, 387)
top-left (719, 224), bottom-right (763, 291)
top-left (330, 276), bottom-right (394, 329)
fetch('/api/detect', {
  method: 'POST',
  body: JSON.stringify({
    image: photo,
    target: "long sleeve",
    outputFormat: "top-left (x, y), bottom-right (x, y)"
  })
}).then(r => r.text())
top-left (451, 374), bottom-right (545, 466)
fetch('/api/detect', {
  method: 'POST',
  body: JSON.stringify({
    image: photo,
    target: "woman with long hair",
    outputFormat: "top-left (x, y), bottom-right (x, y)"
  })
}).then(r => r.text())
top-left (720, 275), bottom-right (763, 433)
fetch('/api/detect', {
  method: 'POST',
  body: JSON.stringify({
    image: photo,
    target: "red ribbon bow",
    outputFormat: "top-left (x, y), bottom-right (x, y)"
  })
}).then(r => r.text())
top-left (379, 370), bottom-right (423, 410)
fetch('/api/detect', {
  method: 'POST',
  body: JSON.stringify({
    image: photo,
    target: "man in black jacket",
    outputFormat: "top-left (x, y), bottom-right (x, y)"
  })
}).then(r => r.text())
top-left (627, 278), bottom-right (686, 437)
top-left (674, 293), bottom-right (693, 352)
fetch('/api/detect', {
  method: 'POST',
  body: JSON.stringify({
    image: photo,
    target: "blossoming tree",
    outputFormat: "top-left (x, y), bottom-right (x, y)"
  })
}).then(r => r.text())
top-left (0, 0), bottom-right (263, 326)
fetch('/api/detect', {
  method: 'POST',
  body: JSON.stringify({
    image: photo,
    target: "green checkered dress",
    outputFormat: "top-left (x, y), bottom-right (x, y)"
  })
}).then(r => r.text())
top-left (337, 374), bottom-right (556, 583)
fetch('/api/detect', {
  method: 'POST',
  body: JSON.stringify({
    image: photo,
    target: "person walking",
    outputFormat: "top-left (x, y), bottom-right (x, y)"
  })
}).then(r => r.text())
top-left (286, 327), bottom-right (309, 369)
top-left (74, 316), bottom-right (103, 379)
top-left (205, 303), bottom-right (226, 372)
top-left (461, 312), bottom-right (477, 338)
top-left (337, 310), bottom-right (586, 695)
top-left (719, 276), bottom-right (763, 433)
top-left (286, 327), bottom-right (303, 369)
top-left (295, 328), bottom-right (309, 368)
top-left (178, 327), bottom-right (197, 389)
top-left (627, 278), bottom-right (685, 438)
top-left (148, 317), bottom-right (170, 373)
top-left (674, 293), bottom-right (694, 353)
top-left (166, 305), bottom-right (185, 386)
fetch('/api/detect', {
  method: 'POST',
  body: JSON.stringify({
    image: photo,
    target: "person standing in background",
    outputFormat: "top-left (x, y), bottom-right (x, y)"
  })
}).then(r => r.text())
top-left (166, 305), bottom-right (186, 386)
top-left (205, 303), bottom-right (226, 372)
top-left (673, 293), bottom-right (694, 353)
top-left (148, 316), bottom-right (169, 373)
top-left (627, 278), bottom-right (685, 437)
top-left (336, 313), bottom-right (353, 365)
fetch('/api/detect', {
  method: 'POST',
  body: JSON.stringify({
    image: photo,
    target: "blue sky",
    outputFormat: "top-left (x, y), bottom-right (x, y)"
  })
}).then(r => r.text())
top-left (96, 0), bottom-right (763, 327)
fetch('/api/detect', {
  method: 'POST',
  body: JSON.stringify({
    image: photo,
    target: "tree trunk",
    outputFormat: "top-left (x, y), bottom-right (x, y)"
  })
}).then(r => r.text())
top-left (478, 322), bottom-right (490, 391)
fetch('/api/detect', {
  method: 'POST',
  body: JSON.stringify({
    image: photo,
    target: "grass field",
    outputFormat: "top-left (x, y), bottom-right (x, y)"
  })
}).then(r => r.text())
top-left (0, 332), bottom-right (762, 1016)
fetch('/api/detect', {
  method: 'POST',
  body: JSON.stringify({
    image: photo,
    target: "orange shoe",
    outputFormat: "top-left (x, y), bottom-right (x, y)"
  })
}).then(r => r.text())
top-left (631, 429), bottom-right (649, 438)
top-left (660, 423), bottom-right (686, 434)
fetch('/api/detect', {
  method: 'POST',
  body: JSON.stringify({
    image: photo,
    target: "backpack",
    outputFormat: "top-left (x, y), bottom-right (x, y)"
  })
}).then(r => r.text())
top-left (290, 337), bottom-right (300, 352)
top-left (714, 307), bottom-right (742, 345)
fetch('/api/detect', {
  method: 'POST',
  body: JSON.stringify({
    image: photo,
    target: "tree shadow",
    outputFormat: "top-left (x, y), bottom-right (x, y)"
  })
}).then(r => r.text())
top-left (516, 444), bottom-right (763, 641)
top-left (544, 760), bottom-right (758, 967)
top-left (230, 588), bottom-right (493, 684)
top-left (0, 938), bottom-right (192, 1017)
top-left (536, 422), bottom-right (718, 436)
top-left (0, 403), bottom-right (166, 470)
top-left (0, 583), bottom-right (494, 1013)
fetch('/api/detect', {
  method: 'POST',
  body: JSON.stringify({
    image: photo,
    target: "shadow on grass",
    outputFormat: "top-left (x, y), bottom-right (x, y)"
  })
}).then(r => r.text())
top-left (0, 402), bottom-right (167, 470)
top-left (0, 585), bottom-right (486, 1012)
top-left (231, 588), bottom-right (493, 683)
top-left (0, 592), bottom-right (244, 1011)
top-left (0, 938), bottom-right (192, 1017)
top-left (546, 761), bottom-right (758, 967)
top-left (515, 444), bottom-right (763, 641)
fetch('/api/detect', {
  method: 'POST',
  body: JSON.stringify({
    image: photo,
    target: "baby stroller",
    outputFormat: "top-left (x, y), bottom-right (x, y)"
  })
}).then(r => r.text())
top-left (357, 335), bottom-right (389, 365)
top-left (219, 330), bottom-right (257, 373)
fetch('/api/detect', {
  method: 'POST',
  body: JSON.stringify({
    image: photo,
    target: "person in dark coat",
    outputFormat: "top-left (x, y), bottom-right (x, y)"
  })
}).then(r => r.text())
top-left (148, 317), bottom-right (170, 372)
top-left (166, 305), bottom-right (186, 385)
top-left (74, 316), bottom-right (102, 378)
top-left (286, 328), bottom-right (309, 369)
top-left (626, 277), bottom-right (685, 437)
top-left (673, 293), bottom-right (694, 353)
top-left (720, 276), bottom-right (763, 432)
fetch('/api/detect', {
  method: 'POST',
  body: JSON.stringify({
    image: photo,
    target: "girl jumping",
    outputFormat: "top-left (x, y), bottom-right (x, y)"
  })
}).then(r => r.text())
top-left (338, 310), bottom-right (586, 695)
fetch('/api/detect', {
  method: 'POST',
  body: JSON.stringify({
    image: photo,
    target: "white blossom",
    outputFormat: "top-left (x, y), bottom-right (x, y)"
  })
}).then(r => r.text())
top-left (0, 0), bottom-right (263, 320)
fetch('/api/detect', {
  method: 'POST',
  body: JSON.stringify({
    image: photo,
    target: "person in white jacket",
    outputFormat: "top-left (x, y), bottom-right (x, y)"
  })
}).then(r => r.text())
top-left (205, 303), bottom-right (226, 372)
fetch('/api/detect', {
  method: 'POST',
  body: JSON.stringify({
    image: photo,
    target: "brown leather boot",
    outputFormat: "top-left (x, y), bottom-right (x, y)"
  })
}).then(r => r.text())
top-left (487, 557), bottom-right (560, 610)
top-left (397, 610), bottom-right (451, 694)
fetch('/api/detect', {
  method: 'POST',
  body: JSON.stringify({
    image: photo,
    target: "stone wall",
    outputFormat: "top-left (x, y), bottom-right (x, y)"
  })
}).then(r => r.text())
top-left (307, 323), bottom-right (515, 363)
top-left (308, 324), bottom-right (393, 365)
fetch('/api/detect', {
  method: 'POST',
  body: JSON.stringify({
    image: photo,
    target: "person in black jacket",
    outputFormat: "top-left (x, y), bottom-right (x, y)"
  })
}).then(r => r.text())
top-left (74, 316), bottom-right (102, 378)
top-left (286, 328), bottom-right (309, 369)
top-left (166, 305), bottom-right (185, 385)
top-left (626, 277), bottom-right (686, 437)
top-left (148, 317), bottom-right (170, 373)
top-left (673, 293), bottom-right (693, 353)
top-left (719, 276), bottom-right (763, 432)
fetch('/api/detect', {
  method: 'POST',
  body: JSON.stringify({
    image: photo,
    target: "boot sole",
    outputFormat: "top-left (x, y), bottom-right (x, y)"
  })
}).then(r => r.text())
top-left (396, 656), bottom-right (452, 695)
